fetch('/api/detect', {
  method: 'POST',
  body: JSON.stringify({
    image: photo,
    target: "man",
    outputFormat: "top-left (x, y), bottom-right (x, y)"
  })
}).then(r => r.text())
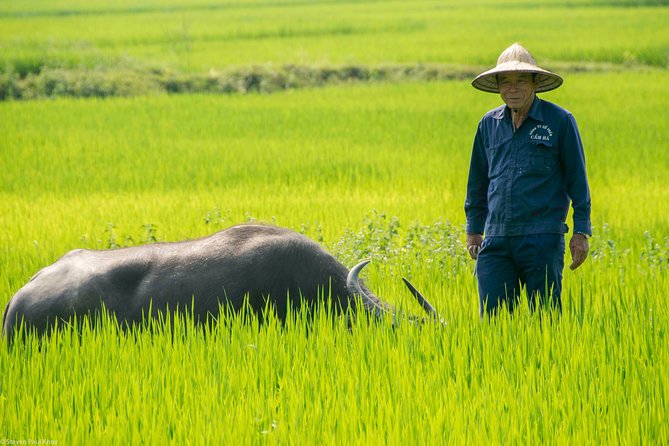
top-left (465, 43), bottom-right (591, 317)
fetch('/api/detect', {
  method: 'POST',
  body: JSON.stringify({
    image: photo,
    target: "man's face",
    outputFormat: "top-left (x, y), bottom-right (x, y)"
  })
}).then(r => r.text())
top-left (498, 72), bottom-right (536, 112)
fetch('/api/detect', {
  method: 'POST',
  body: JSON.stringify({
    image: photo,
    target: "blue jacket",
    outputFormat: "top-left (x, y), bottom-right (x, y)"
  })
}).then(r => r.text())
top-left (465, 96), bottom-right (591, 237)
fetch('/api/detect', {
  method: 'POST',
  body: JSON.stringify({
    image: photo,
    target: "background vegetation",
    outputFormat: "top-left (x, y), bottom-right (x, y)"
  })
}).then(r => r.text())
top-left (1, 0), bottom-right (667, 98)
top-left (1, 0), bottom-right (668, 444)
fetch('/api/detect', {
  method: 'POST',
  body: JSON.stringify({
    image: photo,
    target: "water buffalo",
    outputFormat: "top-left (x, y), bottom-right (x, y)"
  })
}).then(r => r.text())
top-left (3, 224), bottom-right (438, 340)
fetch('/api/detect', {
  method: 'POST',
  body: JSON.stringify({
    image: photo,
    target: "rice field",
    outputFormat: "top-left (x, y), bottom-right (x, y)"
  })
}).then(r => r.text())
top-left (1, 0), bottom-right (668, 73)
top-left (1, 0), bottom-right (668, 444)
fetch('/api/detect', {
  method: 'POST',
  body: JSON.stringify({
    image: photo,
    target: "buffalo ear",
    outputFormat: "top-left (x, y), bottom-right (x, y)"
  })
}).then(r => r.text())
top-left (401, 278), bottom-right (439, 319)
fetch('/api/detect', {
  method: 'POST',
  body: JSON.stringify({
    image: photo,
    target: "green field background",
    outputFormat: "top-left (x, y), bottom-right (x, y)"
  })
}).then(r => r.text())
top-left (2, 0), bottom-right (668, 70)
top-left (1, 0), bottom-right (668, 444)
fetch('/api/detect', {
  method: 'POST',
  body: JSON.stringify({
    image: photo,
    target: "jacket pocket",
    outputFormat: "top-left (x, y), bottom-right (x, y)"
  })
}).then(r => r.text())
top-left (527, 140), bottom-right (558, 175)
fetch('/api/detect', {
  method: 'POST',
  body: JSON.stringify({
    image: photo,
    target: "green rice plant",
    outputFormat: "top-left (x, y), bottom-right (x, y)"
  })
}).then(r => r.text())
top-left (3, 266), bottom-right (667, 444)
top-left (0, 30), bottom-right (668, 444)
top-left (1, 0), bottom-right (667, 77)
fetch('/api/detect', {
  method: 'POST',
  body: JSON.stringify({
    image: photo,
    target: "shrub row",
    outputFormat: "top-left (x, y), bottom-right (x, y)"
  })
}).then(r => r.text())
top-left (0, 64), bottom-right (477, 101)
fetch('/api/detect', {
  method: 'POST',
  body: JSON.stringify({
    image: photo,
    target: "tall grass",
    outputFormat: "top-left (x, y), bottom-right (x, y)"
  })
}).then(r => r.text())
top-left (1, 0), bottom-right (667, 74)
top-left (1, 0), bottom-right (668, 442)
top-left (1, 71), bottom-right (668, 442)
top-left (1, 72), bottom-right (667, 231)
top-left (1, 268), bottom-right (667, 443)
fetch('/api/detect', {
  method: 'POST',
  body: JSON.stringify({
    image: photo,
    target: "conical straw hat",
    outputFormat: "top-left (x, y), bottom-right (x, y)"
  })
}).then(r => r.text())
top-left (472, 43), bottom-right (563, 93)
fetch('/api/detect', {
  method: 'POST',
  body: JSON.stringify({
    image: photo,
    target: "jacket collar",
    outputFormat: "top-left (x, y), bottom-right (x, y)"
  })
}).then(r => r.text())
top-left (492, 96), bottom-right (544, 122)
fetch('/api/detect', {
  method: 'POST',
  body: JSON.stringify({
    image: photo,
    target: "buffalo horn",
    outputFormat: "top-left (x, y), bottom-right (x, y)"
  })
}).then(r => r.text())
top-left (402, 277), bottom-right (439, 319)
top-left (346, 260), bottom-right (386, 318)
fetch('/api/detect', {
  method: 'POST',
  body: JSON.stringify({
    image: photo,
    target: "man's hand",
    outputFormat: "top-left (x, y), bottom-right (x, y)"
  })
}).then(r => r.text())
top-left (466, 233), bottom-right (483, 260)
top-left (569, 233), bottom-right (589, 270)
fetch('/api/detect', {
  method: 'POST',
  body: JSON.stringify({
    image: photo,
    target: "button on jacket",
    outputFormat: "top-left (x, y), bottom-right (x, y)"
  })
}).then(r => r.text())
top-left (465, 97), bottom-right (591, 237)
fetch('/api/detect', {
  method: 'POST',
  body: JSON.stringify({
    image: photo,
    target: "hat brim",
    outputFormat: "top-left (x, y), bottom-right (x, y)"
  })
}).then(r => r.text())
top-left (471, 62), bottom-right (563, 93)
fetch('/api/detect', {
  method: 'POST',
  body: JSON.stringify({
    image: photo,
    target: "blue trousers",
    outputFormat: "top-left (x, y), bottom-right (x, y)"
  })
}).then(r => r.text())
top-left (476, 234), bottom-right (565, 317)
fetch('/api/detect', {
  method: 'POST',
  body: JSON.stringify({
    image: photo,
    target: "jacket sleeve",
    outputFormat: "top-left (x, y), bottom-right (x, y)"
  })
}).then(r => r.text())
top-left (559, 114), bottom-right (592, 236)
top-left (464, 122), bottom-right (489, 235)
